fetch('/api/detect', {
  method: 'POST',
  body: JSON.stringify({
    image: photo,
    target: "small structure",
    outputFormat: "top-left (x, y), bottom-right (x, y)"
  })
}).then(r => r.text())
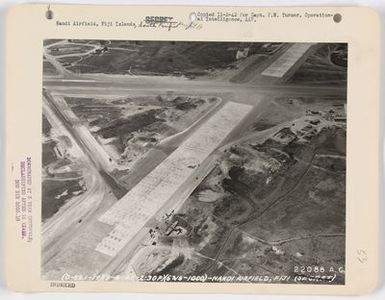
top-left (236, 48), bottom-right (250, 60)
top-left (310, 119), bottom-right (320, 125)
top-left (273, 127), bottom-right (297, 144)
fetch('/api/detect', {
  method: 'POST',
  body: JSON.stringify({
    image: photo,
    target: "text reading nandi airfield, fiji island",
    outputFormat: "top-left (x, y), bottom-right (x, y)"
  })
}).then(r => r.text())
top-left (42, 40), bottom-right (346, 284)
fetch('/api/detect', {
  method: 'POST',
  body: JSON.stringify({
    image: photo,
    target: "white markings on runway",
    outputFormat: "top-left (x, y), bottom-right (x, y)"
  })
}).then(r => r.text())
top-left (261, 43), bottom-right (315, 78)
top-left (95, 102), bottom-right (252, 257)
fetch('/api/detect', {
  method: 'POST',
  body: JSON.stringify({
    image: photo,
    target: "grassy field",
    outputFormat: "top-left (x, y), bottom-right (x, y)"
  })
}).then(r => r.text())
top-left (42, 115), bottom-right (52, 136)
top-left (43, 61), bottom-right (59, 76)
top-left (63, 41), bottom-right (281, 77)
top-left (42, 140), bottom-right (58, 167)
top-left (43, 39), bottom-right (63, 46)
top-left (289, 43), bottom-right (347, 85)
top-left (42, 179), bottom-right (85, 221)
top-left (47, 43), bottom-right (95, 56)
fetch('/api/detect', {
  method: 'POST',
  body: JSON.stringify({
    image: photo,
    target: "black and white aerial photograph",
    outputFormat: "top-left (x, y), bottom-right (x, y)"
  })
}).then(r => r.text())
top-left (41, 40), bottom-right (347, 284)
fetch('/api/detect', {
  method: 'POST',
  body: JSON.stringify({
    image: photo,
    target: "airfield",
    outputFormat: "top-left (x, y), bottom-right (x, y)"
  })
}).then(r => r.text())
top-left (42, 40), bottom-right (347, 283)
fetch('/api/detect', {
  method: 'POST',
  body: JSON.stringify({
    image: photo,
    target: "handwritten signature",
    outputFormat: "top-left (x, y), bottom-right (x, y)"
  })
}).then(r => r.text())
top-left (139, 20), bottom-right (202, 31)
